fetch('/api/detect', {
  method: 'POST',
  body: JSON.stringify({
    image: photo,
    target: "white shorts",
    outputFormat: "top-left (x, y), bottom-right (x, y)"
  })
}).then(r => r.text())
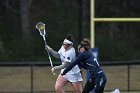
top-left (63, 72), bottom-right (83, 82)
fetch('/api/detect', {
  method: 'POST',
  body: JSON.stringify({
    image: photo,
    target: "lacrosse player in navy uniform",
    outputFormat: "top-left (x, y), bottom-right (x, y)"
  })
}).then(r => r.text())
top-left (46, 34), bottom-right (83, 93)
top-left (61, 39), bottom-right (107, 93)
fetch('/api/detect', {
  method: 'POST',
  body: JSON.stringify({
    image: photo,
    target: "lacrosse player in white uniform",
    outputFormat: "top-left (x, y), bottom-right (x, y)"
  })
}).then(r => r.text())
top-left (45, 34), bottom-right (83, 93)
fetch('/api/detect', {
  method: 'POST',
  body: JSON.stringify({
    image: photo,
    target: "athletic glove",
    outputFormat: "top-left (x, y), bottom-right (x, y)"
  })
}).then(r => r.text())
top-left (61, 71), bottom-right (64, 76)
top-left (51, 67), bottom-right (56, 73)
top-left (52, 62), bottom-right (70, 74)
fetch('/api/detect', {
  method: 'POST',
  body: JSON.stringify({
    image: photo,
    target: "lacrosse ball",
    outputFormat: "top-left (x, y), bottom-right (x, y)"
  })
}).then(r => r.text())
top-left (40, 26), bottom-right (45, 30)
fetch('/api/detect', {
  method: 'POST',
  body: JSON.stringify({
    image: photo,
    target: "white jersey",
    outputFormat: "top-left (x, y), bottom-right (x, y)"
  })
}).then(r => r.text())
top-left (58, 46), bottom-right (80, 74)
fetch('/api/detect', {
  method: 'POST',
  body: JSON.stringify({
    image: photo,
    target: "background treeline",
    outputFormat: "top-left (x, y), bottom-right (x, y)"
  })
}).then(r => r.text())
top-left (0, 0), bottom-right (140, 62)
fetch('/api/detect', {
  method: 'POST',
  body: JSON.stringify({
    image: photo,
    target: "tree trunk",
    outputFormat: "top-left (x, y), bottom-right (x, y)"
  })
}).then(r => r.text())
top-left (20, 0), bottom-right (32, 37)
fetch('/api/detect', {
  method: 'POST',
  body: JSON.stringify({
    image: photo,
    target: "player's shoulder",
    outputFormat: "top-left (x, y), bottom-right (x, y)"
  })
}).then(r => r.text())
top-left (70, 47), bottom-right (75, 51)
top-left (81, 50), bottom-right (88, 54)
top-left (65, 47), bottom-right (75, 55)
top-left (58, 46), bottom-right (64, 53)
top-left (79, 50), bottom-right (90, 57)
top-left (68, 47), bottom-right (75, 52)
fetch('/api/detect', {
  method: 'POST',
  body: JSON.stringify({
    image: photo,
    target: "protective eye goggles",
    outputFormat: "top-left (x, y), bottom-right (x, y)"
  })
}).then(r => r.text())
top-left (78, 44), bottom-right (83, 51)
top-left (78, 43), bottom-right (90, 51)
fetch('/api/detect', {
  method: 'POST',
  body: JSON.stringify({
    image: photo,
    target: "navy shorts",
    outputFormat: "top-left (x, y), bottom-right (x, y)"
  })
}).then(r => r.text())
top-left (83, 73), bottom-right (107, 93)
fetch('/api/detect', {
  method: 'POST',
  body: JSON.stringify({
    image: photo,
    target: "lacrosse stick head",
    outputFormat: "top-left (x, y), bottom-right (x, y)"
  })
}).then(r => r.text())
top-left (36, 22), bottom-right (46, 36)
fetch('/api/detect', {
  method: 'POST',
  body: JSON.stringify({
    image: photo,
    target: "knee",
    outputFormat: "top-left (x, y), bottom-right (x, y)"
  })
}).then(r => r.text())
top-left (55, 83), bottom-right (63, 92)
top-left (74, 87), bottom-right (82, 93)
top-left (75, 90), bottom-right (82, 93)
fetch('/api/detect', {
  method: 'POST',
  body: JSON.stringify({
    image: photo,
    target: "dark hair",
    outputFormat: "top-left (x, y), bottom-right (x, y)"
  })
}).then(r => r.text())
top-left (65, 34), bottom-right (74, 43)
top-left (79, 38), bottom-right (90, 50)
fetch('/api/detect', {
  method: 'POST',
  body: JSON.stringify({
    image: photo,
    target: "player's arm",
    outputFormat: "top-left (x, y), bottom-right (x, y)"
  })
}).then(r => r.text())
top-left (52, 61), bottom-right (70, 70)
top-left (52, 50), bottom-right (73, 73)
top-left (45, 45), bottom-right (60, 58)
top-left (61, 52), bottom-right (86, 75)
top-left (61, 59), bottom-right (79, 75)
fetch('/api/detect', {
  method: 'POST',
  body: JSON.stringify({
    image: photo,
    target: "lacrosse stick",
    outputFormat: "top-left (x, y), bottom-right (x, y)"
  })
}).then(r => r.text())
top-left (36, 22), bottom-right (55, 75)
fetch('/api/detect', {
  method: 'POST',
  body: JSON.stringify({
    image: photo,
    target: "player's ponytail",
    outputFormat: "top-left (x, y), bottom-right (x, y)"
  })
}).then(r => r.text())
top-left (65, 34), bottom-right (74, 43)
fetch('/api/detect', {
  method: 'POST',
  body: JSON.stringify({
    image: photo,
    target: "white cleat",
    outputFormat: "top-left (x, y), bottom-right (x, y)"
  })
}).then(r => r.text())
top-left (110, 89), bottom-right (120, 93)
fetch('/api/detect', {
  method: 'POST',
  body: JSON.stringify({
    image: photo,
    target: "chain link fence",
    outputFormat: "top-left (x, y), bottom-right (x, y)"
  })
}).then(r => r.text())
top-left (0, 61), bottom-right (140, 93)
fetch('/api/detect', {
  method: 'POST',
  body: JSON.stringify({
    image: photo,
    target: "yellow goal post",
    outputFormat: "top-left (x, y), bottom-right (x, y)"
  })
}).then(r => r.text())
top-left (90, 0), bottom-right (140, 48)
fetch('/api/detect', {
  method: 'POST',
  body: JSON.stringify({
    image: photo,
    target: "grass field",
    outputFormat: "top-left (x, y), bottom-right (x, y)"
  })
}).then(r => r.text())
top-left (0, 65), bottom-right (140, 92)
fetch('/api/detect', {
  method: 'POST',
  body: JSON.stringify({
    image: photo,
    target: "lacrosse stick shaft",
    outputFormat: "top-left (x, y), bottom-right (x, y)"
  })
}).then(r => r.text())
top-left (43, 37), bottom-right (54, 67)
top-left (43, 37), bottom-right (55, 75)
top-left (46, 48), bottom-right (53, 67)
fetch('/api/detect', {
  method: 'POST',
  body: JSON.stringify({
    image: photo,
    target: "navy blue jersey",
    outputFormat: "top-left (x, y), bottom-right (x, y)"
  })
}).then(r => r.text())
top-left (62, 50), bottom-right (104, 78)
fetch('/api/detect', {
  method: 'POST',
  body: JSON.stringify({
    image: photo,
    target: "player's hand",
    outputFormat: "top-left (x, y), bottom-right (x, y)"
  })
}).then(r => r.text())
top-left (51, 67), bottom-right (56, 73)
top-left (45, 45), bottom-right (52, 51)
top-left (60, 70), bottom-right (64, 76)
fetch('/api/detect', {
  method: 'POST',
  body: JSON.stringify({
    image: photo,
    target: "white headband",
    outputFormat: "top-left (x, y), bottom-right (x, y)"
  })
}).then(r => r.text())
top-left (63, 39), bottom-right (73, 45)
